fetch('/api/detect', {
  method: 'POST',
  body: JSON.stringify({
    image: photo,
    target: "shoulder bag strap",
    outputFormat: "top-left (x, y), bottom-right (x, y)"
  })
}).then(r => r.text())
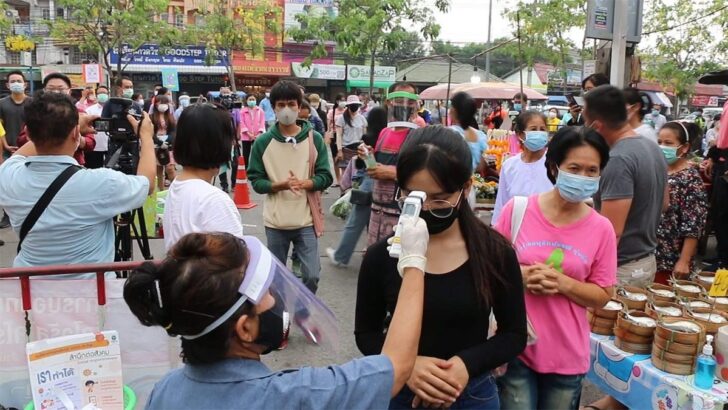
top-left (17, 165), bottom-right (81, 253)
top-left (510, 196), bottom-right (528, 245)
top-left (306, 132), bottom-right (325, 237)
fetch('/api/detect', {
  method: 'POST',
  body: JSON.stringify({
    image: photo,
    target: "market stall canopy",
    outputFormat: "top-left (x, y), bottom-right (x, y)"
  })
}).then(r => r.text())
top-left (419, 82), bottom-right (548, 101)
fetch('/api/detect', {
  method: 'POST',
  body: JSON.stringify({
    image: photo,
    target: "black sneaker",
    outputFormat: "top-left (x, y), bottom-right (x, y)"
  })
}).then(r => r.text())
top-left (0, 214), bottom-right (9, 229)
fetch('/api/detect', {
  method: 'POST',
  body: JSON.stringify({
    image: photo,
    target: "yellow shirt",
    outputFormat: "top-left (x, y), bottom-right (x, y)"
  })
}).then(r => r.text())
top-left (0, 121), bottom-right (5, 139)
top-left (547, 117), bottom-right (560, 133)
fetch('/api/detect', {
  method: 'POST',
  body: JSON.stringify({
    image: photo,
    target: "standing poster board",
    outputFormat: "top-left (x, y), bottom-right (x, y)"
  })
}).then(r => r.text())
top-left (27, 331), bottom-right (124, 410)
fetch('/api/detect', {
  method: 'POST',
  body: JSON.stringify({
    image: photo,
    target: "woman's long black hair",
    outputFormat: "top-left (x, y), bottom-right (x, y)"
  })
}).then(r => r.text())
top-left (396, 126), bottom-right (512, 306)
top-left (450, 92), bottom-right (479, 130)
top-left (363, 106), bottom-right (387, 147)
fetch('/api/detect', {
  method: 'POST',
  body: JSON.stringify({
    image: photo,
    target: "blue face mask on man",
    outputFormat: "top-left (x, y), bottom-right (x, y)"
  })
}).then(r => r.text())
top-left (513, 103), bottom-right (522, 112)
top-left (555, 169), bottom-right (600, 203)
top-left (523, 131), bottom-right (549, 152)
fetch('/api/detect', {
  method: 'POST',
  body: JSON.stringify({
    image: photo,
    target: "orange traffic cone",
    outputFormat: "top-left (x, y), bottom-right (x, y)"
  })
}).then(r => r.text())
top-left (234, 156), bottom-right (257, 209)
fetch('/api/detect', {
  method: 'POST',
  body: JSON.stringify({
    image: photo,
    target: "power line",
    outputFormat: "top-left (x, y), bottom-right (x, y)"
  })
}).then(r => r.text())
top-left (641, 5), bottom-right (728, 36)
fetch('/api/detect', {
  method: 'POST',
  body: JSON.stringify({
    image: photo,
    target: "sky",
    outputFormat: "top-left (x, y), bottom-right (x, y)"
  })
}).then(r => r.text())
top-left (432, 0), bottom-right (521, 45)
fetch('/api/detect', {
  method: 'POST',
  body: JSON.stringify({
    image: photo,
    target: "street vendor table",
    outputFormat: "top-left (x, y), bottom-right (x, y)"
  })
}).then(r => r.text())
top-left (587, 333), bottom-right (728, 409)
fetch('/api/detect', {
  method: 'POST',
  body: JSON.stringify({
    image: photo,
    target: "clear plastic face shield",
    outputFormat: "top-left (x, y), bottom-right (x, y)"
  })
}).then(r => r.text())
top-left (181, 236), bottom-right (339, 351)
top-left (387, 91), bottom-right (420, 129)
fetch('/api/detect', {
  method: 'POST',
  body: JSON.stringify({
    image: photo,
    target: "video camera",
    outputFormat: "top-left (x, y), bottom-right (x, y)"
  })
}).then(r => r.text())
top-left (94, 97), bottom-right (142, 142)
top-left (217, 93), bottom-right (242, 110)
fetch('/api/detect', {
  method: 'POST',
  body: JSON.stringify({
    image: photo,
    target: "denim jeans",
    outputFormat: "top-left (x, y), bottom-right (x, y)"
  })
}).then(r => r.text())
top-left (333, 204), bottom-right (371, 264)
top-left (390, 373), bottom-right (499, 410)
top-left (498, 358), bottom-right (584, 410)
top-left (265, 226), bottom-right (320, 293)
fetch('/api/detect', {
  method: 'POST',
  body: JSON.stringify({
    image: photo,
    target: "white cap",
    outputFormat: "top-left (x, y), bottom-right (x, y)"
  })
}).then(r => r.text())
top-left (704, 334), bottom-right (714, 356)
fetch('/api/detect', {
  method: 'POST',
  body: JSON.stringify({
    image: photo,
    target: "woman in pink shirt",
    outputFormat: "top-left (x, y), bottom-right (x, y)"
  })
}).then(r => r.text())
top-left (239, 94), bottom-right (266, 167)
top-left (494, 127), bottom-right (617, 410)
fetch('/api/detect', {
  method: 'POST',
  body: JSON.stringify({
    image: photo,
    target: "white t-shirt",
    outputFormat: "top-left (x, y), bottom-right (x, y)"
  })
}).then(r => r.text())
top-left (85, 103), bottom-right (108, 152)
top-left (492, 153), bottom-right (553, 223)
top-left (163, 179), bottom-right (243, 250)
top-left (335, 113), bottom-right (368, 146)
top-left (635, 123), bottom-right (658, 143)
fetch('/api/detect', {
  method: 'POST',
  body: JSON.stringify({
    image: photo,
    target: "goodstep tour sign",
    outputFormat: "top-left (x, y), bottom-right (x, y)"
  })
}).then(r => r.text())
top-left (110, 44), bottom-right (228, 66)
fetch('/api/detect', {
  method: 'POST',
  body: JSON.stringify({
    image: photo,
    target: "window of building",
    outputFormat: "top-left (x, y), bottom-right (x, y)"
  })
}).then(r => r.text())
top-left (41, 8), bottom-right (51, 20)
top-left (195, 14), bottom-right (205, 26)
top-left (160, 13), bottom-right (169, 23)
top-left (6, 51), bottom-right (21, 65)
top-left (175, 13), bottom-right (185, 28)
top-left (69, 47), bottom-right (97, 65)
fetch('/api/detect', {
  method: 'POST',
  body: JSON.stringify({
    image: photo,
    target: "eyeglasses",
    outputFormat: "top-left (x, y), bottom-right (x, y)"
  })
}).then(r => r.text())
top-left (396, 189), bottom-right (463, 219)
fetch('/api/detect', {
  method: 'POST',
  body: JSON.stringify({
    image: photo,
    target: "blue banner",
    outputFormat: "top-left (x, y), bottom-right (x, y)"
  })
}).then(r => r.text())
top-left (109, 44), bottom-right (228, 67)
top-left (160, 68), bottom-right (179, 92)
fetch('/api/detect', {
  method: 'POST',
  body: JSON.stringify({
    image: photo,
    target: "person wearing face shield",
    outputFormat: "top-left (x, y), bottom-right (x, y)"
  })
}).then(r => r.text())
top-left (493, 127), bottom-right (616, 410)
top-left (174, 93), bottom-right (191, 121)
top-left (247, 80), bottom-right (333, 294)
top-left (357, 83), bottom-right (423, 246)
top-left (125, 228), bottom-right (429, 409)
top-left (356, 126), bottom-right (527, 409)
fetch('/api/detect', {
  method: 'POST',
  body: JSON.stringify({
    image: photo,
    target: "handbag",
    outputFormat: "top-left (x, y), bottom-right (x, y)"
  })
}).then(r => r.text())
top-left (17, 165), bottom-right (81, 253)
top-left (306, 132), bottom-right (325, 238)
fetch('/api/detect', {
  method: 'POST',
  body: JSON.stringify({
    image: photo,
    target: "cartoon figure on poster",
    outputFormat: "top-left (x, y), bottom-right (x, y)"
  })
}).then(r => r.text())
top-left (592, 341), bottom-right (649, 393)
top-left (652, 384), bottom-right (679, 410)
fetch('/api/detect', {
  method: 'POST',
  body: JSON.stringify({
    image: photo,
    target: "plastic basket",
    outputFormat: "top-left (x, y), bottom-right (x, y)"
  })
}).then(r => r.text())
top-left (24, 385), bottom-right (136, 410)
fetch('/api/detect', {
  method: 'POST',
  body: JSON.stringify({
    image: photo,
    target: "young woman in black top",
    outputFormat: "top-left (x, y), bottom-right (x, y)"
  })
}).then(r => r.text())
top-left (355, 126), bottom-right (527, 409)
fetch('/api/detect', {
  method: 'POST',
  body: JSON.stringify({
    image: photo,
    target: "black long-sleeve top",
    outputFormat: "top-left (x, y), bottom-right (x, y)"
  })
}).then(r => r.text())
top-left (354, 239), bottom-right (528, 379)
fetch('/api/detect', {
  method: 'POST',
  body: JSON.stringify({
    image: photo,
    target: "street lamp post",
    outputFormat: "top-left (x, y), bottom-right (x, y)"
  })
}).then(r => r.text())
top-left (471, 57), bottom-right (481, 84)
top-left (485, 0), bottom-right (493, 82)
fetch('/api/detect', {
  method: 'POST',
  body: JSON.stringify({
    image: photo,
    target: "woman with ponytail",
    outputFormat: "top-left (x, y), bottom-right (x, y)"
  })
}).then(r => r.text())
top-left (355, 126), bottom-right (527, 409)
top-left (125, 231), bottom-right (431, 409)
top-left (449, 92), bottom-right (488, 170)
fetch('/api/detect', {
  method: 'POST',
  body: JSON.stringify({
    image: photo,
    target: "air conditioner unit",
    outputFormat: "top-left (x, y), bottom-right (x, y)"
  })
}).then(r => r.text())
top-left (5, 9), bottom-right (19, 20)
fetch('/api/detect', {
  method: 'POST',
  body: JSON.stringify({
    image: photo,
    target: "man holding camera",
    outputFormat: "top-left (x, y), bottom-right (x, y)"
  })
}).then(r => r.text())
top-left (0, 92), bottom-right (155, 274)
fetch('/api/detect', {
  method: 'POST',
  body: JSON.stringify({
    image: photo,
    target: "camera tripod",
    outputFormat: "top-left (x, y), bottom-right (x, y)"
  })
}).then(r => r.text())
top-left (107, 139), bottom-right (153, 278)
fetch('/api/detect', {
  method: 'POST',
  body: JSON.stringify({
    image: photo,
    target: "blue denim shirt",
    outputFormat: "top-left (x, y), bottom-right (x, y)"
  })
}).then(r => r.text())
top-left (146, 355), bottom-right (394, 409)
top-left (0, 155), bottom-right (149, 273)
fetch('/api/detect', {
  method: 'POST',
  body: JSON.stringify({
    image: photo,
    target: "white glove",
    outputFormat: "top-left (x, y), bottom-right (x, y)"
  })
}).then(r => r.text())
top-left (160, 142), bottom-right (169, 150)
top-left (395, 216), bottom-right (429, 277)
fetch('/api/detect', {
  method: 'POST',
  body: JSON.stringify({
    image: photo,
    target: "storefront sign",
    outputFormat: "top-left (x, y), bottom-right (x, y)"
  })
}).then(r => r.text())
top-left (235, 76), bottom-right (276, 87)
top-left (692, 95), bottom-right (721, 107)
top-left (347, 65), bottom-right (396, 83)
top-left (40, 68), bottom-right (85, 87)
top-left (178, 74), bottom-right (226, 84)
top-left (161, 67), bottom-right (179, 91)
top-left (110, 44), bottom-right (228, 66)
top-left (233, 60), bottom-right (291, 77)
top-left (284, 0), bottom-right (337, 39)
top-left (292, 62), bottom-right (345, 80)
top-left (82, 64), bottom-right (102, 83)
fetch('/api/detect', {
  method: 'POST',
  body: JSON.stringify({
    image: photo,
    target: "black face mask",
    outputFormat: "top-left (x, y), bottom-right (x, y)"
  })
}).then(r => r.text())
top-left (254, 296), bottom-right (290, 354)
top-left (419, 204), bottom-right (461, 235)
top-left (349, 105), bottom-right (360, 113)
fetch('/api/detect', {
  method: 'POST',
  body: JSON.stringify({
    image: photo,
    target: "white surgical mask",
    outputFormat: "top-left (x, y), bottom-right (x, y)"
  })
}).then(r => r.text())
top-left (9, 83), bottom-right (25, 94)
top-left (180, 98), bottom-right (190, 108)
top-left (122, 88), bottom-right (134, 98)
top-left (276, 107), bottom-right (299, 126)
top-left (338, 101), bottom-right (346, 109)
top-left (548, 112), bottom-right (557, 119)
top-left (157, 104), bottom-right (169, 113)
top-left (136, 98), bottom-right (144, 105)
top-left (311, 103), bottom-right (320, 110)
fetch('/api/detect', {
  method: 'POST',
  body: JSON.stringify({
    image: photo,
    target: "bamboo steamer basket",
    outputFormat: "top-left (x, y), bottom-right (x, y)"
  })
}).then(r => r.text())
top-left (647, 284), bottom-right (677, 303)
top-left (687, 308), bottom-right (728, 335)
top-left (646, 301), bottom-right (684, 320)
top-left (616, 286), bottom-right (648, 311)
top-left (695, 272), bottom-right (716, 291)
top-left (653, 333), bottom-right (702, 356)
top-left (615, 336), bottom-right (652, 354)
top-left (672, 280), bottom-right (706, 298)
top-left (652, 343), bottom-right (696, 364)
top-left (712, 296), bottom-right (728, 312)
top-left (589, 299), bottom-right (624, 320)
top-left (616, 311), bottom-right (657, 337)
top-left (655, 317), bottom-right (705, 346)
top-left (614, 327), bottom-right (654, 345)
top-left (651, 355), bottom-right (695, 375)
top-left (588, 310), bottom-right (616, 335)
top-left (679, 297), bottom-right (714, 310)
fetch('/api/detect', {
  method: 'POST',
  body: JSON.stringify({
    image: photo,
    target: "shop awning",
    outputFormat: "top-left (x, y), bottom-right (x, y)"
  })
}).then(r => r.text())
top-left (347, 80), bottom-right (394, 89)
top-left (643, 91), bottom-right (673, 108)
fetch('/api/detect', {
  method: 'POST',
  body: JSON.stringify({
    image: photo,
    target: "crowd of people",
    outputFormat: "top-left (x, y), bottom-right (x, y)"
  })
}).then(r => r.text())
top-left (0, 68), bottom-right (727, 410)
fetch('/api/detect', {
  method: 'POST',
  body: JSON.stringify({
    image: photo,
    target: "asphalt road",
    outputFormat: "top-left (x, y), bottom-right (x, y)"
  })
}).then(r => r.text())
top-left (0, 187), bottom-right (630, 406)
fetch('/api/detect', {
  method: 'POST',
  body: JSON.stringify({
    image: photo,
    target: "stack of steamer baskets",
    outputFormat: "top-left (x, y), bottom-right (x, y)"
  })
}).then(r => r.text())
top-left (613, 287), bottom-right (655, 353)
top-left (588, 299), bottom-right (624, 335)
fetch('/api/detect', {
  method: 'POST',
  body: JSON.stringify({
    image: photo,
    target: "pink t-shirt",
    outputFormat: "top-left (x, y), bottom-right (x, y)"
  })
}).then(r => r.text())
top-left (495, 194), bottom-right (617, 375)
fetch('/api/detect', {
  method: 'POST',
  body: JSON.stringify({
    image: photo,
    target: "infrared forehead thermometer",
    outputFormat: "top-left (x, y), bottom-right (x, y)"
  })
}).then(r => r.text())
top-left (389, 191), bottom-right (427, 258)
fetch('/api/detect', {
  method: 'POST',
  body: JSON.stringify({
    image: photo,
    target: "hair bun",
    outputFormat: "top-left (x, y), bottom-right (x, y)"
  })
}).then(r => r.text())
top-left (123, 261), bottom-right (168, 328)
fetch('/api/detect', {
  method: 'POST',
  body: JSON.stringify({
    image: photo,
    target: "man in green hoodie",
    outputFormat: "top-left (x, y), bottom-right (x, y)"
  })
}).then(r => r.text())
top-left (248, 80), bottom-right (332, 293)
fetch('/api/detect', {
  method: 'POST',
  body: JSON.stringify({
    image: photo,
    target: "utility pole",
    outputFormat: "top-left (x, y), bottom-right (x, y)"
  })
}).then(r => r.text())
top-left (610, 0), bottom-right (628, 87)
top-left (485, 0), bottom-right (493, 82)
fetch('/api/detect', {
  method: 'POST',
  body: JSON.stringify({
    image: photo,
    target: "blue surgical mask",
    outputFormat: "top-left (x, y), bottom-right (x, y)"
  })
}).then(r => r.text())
top-left (652, 109), bottom-right (660, 117)
top-left (523, 131), bottom-right (549, 151)
top-left (555, 169), bottom-right (600, 203)
top-left (660, 145), bottom-right (680, 164)
top-left (514, 103), bottom-right (522, 112)
top-left (122, 88), bottom-right (134, 99)
top-left (180, 98), bottom-right (190, 108)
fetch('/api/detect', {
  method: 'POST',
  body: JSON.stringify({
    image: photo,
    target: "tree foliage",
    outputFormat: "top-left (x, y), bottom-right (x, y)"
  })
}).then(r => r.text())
top-left (504, 0), bottom-right (585, 85)
top-left (0, 2), bottom-right (11, 37)
top-left (289, 0), bottom-right (450, 95)
top-left (431, 38), bottom-right (527, 79)
top-left (48, 0), bottom-right (177, 83)
top-left (378, 31), bottom-right (427, 67)
top-left (188, 0), bottom-right (282, 92)
top-left (641, 0), bottom-right (727, 105)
